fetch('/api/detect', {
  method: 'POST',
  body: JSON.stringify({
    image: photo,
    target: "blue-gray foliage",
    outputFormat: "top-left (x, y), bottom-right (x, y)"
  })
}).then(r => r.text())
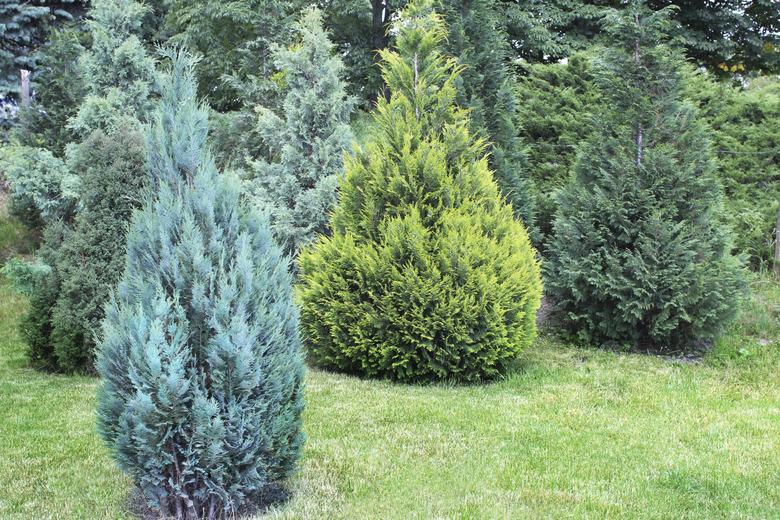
top-left (96, 50), bottom-right (305, 518)
top-left (246, 8), bottom-right (354, 258)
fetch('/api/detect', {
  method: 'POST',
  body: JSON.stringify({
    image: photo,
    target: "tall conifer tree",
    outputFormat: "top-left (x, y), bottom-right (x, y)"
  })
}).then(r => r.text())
top-left (246, 8), bottom-right (354, 258)
top-left (44, 0), bottom-right (157, 371)
top-left (546, 2), bottom-right (746, 350)
top-left (97, 50), bottom-right (304, 518)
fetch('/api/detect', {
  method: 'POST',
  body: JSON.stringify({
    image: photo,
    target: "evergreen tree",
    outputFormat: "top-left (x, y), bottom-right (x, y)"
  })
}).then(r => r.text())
top-left (165, 0), bottom-right (304, 110)
top-left (19, 222), bottom-right (67, 369)
top-left (546, 2), bottom-right (747, 351)
top-left (44, 0), bottom-right (157, 372)
top-left (443, 0), bottom-right (536, 231)
top-left (12, 25), bottom-right (87, 154)
top-left (246, 8), bottom-right (354, 258)
top-left (515, 52), bottom-right (601, 248)
top-left (686, 73), bottom-right (780, 269)
top-left (97, 50), bottom-right (304, 518)
top-left (68, 0), bottom-right (157, 137)
top-left (50, 125), bottom-right (147, 372)
top-left (298, 0), bottom-right (542, 383)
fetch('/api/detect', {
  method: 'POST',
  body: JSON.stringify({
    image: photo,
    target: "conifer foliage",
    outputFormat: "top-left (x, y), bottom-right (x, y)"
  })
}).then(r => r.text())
top-left (68, 0), bottom-right (156, 137)
top-left (247, 8), bottom-right (354, 258)
top-left (96, 51), bottom-right (305, 518)
top-left (298, 1), bottom-right (543, 383)
top-left (443, 0), bottom-right (536, 230)
top-left (16, 0), bottom-right (158, 372)
top-left (546, 2), bottom-right (746, 351)
top-left (51, 126), bottom-right (147, 372)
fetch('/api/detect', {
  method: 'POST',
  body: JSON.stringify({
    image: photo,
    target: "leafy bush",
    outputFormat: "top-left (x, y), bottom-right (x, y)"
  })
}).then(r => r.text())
top-left (165, 0), bottom-right (304, 110)
top-left (97, 50), bottom-right (305, 518)
top-left (545, 4), bottom-right (747, 351)
top-left (246, 8), bottom-right (354, 258)
top-left (298, 1), bottom-right (542, 383)
top-left (1, 257), bottom-right (50, 295)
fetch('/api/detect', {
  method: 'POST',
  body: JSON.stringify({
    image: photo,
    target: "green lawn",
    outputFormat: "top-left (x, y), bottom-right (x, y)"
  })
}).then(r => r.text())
top-left (1, 276), bottom-right (779, 519)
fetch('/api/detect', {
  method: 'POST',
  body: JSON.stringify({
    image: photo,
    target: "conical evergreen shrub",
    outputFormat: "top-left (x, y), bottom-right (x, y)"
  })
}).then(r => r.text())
top-left (545, 2), bottom-right (747, 351)
top-left (51, 125), bottom-right (147, 372)
top-left (297, 0), bottom-right (543, 384)
top-left (96, 50), bottom-right (305, 518)
top-left (246, 7), bottom-right (355, 258)
top-left (15, 0), bottom-right (158, 372)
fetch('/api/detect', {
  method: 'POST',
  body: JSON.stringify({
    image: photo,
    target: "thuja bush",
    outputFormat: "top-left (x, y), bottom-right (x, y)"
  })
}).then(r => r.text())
top-left (545, 3), bottom-right (747, 351)
top-left (297, 1), bottom-right (543, 384)
top-left (51, 124), bottom-right (146, 372)
top-left (97, 51), bottom-right (305, 518)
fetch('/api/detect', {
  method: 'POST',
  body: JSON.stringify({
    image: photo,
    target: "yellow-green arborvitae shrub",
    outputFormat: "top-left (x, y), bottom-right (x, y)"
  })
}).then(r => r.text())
top-left (297, 0), bottom-right (542, 383)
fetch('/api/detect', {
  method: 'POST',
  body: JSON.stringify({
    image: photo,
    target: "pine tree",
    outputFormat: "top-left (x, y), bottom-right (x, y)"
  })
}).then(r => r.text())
top-left (97, 50), bottom-right (304, 518)
top-left (546, 2), bottom-right (747, 351)
top-left (246, 8), bottom-right (354, 258)
top-left (298, 0), bottom-right (542, 383)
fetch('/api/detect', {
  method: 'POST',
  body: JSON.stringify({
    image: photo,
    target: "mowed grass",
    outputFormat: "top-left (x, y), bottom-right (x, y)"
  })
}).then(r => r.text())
top-left (1, 276), bottom-right (779, 519)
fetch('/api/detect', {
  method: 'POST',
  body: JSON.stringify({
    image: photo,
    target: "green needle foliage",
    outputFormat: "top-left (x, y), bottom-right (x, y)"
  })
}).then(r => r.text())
top-left (96, 50), bottom-right (305, 518)
top-left (50, 125), bottom-right (147, 372)
top-left (546, 2), bottom-right (747, 351)
top-left (298, 0), bottom-right (542, 384)
top-left (443, 0), bottom-right (536, 231)
top-left (246, 8), bottom-right (354, 258)
top-left (68, 0), bottom-right (156, 137)
top-left (15, 0), bottom-right (159, 373)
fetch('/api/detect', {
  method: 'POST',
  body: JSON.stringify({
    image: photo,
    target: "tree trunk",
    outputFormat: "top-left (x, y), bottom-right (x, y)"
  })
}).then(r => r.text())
top-left (774, 201), bottom-right (780, 277)
top-left (20, 69), bottom-right (31, 107)
top-left (371, 0), bottom-right (392, 103)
